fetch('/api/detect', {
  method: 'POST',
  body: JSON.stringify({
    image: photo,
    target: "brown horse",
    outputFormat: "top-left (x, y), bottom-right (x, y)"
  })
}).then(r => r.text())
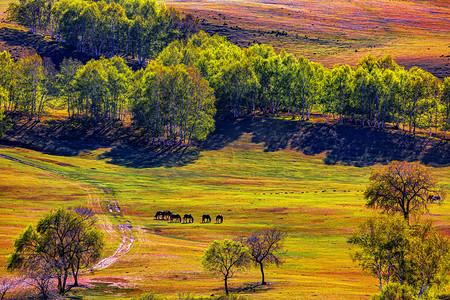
top-left (216, 215), bottom-right (223, 223)
top-left (170, 214), bottom-right (182, 223)
top-left (155, 210), bottom-right (172, 220)
top-left (202, 214), bottom-right (211, 223)
top-left (183, 214), bottom-right (194, 223)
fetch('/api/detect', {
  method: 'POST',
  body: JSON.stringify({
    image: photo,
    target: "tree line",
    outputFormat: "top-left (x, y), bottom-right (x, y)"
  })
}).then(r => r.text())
top-left (158, 32), bottom-right (450, 138)
top-left (7, 0), bottom-right (199, 64)
top-left (0, 50), bottom-right (217, 146)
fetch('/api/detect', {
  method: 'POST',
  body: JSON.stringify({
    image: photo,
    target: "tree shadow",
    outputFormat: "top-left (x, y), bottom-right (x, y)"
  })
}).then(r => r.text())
top-left (99, 145), bottom-right (200, 168)
top-left (0, 27), bottom-right (95, 69)
top-left (3, 113), bottom-right (449, 169)
top-left (200, 116), bottom-right (450, 167)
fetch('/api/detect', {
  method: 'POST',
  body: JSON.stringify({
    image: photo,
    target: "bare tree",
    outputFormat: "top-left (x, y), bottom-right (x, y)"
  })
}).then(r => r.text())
top-left (0, 276), bottom-right (21, 300)
top-left (241, 228), bottom-right (286, 285)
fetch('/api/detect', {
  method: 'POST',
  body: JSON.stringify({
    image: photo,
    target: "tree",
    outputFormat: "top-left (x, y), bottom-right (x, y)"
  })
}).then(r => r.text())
top-left (202, 239), bottom-right (251, 295)
top-left (241, 228), bottom-right (286, 285)
top-left (0, 276), bottom-right (21, 300)
top-left (7, 208), bottom-right (104, 295)
top-left (349, 217), bottom-right (450, 299)
top-left (349, 215), bottom-right (410, 293)
top-left (364, 161), bottom-right (442, 223)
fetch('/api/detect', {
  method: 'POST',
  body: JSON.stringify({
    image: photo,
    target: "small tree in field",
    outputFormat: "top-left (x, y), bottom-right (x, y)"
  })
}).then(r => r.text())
top-left (364, 161), bottom-right (443, 223)
top-left (202, 239), bottom-right (251, 295)
top-left (241, 228), bottom-right (286, 285)
top-left (7, 208), bottom-right (104, 295)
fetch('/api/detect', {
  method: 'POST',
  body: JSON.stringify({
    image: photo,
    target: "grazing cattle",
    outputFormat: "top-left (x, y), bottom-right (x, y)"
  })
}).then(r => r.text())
top-left (183, 214), bottom-right (194, 223)
top-left (170, 214), bottom-right (182, 223)
top-left (216, 215), bottom-right (223, 223)
top-left (202, 214), bottom-right (211, 223)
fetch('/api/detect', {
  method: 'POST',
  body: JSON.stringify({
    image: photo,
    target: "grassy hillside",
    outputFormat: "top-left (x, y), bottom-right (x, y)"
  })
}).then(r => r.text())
top-left (1, 117), bottom-right (449, 299)
top-left (163, 0), bottom-right (450, 78)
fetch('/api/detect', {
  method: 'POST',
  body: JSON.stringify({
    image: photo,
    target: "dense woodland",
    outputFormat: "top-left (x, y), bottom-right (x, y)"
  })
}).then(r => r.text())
top-left (1, 0), bottom-right (450, 146)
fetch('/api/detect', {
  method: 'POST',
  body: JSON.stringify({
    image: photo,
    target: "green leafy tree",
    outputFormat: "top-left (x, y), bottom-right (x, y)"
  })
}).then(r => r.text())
top-left (202, 239), bottom-right (251, 295)
top-left (350, 217), bottom-right (449, 299)
top-left (441, 77), bottom-right (450, 139)
top-left (7, 208), bottom-right (104, 295)
top-left (364, 161), bottom-right (442, 223)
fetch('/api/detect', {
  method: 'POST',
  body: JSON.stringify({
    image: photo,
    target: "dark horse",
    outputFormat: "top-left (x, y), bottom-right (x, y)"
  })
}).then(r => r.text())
top-left (216, 215), bottom-right (223, 223)
top-left (202, 214), bottom-right (211, 223)
top-left (170, 214), bottom-right (182, 223)
top-left (183, 214), bottom-right (194, 223)
top-left (155, 210), bottom-right (172, 220)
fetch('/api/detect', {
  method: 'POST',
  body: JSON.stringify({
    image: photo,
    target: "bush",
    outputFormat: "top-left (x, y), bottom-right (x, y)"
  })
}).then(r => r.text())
top-left (371, 283), bottom-right (418, 300)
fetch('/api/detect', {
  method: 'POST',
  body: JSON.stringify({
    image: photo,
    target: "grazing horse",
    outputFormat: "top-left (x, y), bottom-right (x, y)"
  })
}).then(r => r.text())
top-left (154, 211), bottom-right (164, 219)
top-left (216, 215), bottom-right (223, 223)
top-left (170, 214), bottom-right (182, 223)
top-left (428, 195), bottom-right (441, 204)
top-left (202, 214), bottom-right (211, 223)
top-left (155, 210), bottom-right (172, 220)
top-left (183, 214), bottom-right (194, 223)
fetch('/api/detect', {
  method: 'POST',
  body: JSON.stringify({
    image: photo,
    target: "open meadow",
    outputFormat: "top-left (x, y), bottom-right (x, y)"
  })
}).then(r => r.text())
top-left (0, 0), bottom-right (449, 298)
top-left (0, 116), bottom-right (449, 299)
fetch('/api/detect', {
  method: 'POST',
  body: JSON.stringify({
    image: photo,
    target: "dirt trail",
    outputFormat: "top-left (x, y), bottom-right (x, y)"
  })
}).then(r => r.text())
top-left (0, 153), bottom-right (134, 270)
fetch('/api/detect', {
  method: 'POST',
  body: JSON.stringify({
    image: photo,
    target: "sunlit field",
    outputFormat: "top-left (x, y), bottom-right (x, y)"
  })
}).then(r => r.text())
top-left (163, 0), bottom-right (450, 78)
top-left (1, 126), bottom-right (449, 298)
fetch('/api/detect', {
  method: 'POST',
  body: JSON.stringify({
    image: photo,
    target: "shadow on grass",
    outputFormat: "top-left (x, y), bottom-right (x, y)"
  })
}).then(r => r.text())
top-left (2, 114), bottom-right (449, 168)
top-left (0, 27), bottom-right (95, 69)
top-left (99, 146), bottom-right (200, 168)
top-left (200, 116), bottom-right (450, 167)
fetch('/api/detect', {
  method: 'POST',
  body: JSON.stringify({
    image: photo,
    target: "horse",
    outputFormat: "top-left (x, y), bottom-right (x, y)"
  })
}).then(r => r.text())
top-left (202, 214), bottom-right (211, 223)
top-left (216, 215), bottom-right (223, 223)
top-left (170, 214), bottom-right (182, 223)
top-left (154, 211), bottom-right (164, 219)
top-left (183, 214), bottom-right (194, 223)
top-left (155, 210), bottom-right (172, 220)
top-left (428, 195), bottom-right (441, 204)
top-left (163, 210), bottom-right (173, 220)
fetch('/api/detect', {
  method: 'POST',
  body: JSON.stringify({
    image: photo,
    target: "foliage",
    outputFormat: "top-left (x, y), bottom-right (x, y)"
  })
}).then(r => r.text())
top-left (240, 228), bottom-right (286, 285)
top-left (371, 282), bottom-right (417, 300)
top-left (133, 61), bottom-right (216, 146)
top-left (7, 208), bottom-right (104, 295)
top-left (349, 216), bottom-right (450, 299)
top-left (7, 0), bottom-right (199, 63)
top-left (202, 239), bottom-right (251, 295)
top-left (364, 161), bottom-right (442, 222)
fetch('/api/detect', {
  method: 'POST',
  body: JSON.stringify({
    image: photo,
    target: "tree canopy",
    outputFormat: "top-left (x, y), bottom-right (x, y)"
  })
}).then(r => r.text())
top-left (7, 208), bottom-right (104, 295)
top-left (202, 239), bottom-right (251, 295)
top-left (364, 161), bottom-right (442, 222)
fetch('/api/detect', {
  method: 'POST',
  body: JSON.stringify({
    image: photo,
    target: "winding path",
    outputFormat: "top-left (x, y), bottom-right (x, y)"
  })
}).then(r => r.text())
top-left (0, 153), bottom-right (134, 270)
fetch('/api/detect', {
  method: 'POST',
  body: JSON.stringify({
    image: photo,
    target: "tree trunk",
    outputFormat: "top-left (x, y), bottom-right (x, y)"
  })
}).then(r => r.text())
top-left (224, 275), bottom-right (229, 295)
top-left (259, 262), bottom-right (266, 285)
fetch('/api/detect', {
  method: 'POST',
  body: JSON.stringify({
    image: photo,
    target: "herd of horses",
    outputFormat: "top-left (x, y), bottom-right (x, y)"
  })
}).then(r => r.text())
top-left (154, 210), bottom-right (223, 224)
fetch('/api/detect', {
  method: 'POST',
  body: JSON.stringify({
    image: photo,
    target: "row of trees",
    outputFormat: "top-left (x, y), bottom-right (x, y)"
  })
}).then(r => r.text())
top-left (0, 51), bottom-right (217, 145)
top-left (7, 0), bottom-right (199, 63)
top-left (6, 208), bottom-right (104, 298)
top-left (158, 32), bottom-right (450, 137)
top-left (350, 161), bottom-right (449, 299)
